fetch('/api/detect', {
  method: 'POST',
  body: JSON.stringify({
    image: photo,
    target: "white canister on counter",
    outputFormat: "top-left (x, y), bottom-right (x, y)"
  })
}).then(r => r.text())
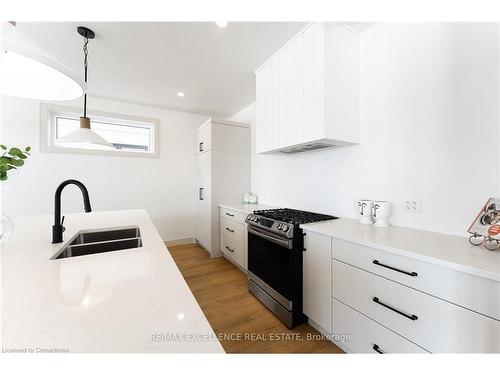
top-left (249, 193), bottom-right (258, 204)
top-left (243, 192), bottom-right (251, 203)
top-left (372, 201), bottom-right (392, 227)
top-left (357, 199), bottom-right (373, 224)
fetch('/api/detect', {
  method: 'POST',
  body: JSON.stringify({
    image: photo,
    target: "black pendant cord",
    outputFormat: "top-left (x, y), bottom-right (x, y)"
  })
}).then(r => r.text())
top-left (83, 36), bottom-right (89, 118)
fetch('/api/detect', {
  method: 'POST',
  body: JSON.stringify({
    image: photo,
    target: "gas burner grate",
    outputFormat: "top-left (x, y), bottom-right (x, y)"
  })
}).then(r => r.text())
top-left (253, 208), bottom-right (337, 225)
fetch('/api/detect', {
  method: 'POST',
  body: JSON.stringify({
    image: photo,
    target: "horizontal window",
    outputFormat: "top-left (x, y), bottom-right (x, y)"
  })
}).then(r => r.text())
top-left (41, 104), bottom-right (160, 158)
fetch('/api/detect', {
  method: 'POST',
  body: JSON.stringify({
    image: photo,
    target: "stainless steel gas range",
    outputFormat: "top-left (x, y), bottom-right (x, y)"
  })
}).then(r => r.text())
top-left (245, 208), bottom-right (337, 328)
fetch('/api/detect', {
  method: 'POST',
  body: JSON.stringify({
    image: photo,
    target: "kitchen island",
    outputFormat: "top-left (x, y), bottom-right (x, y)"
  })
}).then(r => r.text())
top-left (1, 209), bottom-right (224, 353)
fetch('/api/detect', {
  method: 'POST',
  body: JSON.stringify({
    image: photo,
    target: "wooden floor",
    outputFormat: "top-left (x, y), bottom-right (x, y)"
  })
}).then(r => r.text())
top-left (168, 243), bottom-right (343, 354)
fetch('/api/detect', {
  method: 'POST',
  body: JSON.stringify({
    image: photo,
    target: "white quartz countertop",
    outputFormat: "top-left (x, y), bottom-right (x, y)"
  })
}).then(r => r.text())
top-left (219, 202), bottom-right (277, 214)
top-left (1, 209), bottom-right (224, 353)
top-left (301, 218), bottom-right (500, 282)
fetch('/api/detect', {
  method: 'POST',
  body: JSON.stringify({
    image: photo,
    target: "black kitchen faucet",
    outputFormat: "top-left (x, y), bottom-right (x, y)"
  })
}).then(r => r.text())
top-left (52, 179), bottom-right (92, 244)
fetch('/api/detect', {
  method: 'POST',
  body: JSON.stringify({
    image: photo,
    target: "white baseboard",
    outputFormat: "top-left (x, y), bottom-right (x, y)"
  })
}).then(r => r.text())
top-left (164, 237), bottom-right (195, 247)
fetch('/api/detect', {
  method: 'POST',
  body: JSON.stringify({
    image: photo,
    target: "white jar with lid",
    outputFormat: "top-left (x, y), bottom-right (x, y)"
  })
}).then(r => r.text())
top-left (249, 193), bottom-right (258, 204)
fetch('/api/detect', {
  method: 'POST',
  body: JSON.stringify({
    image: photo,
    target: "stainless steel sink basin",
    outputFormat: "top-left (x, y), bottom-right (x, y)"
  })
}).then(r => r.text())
top-left (51, 226), bottom-right (142, 260)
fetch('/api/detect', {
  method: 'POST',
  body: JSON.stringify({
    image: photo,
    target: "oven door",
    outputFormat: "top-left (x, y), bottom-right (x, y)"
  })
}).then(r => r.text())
top-left (247, 225), bottom-right (294, 307)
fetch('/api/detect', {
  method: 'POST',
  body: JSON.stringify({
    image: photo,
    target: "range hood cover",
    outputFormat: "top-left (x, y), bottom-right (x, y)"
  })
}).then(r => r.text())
top-left (278, 142), bottom-right (335, 154)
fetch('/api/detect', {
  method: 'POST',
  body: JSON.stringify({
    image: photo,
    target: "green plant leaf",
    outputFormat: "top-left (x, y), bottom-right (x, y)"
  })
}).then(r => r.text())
top-left (0, 156), bottom-right (11, 164)
top-left (8, 148), bottom-right (22, 157)
top-left (9, 158), bottom-right (24, 167)
top-left (0, 145), bottom-right (30, 182)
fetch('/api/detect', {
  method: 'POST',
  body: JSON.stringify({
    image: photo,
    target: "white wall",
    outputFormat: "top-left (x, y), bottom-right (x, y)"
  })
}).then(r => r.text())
top-left (1, 95), bottom-right (208, 241)
top-left (231, 23), bottom-right (500, 237)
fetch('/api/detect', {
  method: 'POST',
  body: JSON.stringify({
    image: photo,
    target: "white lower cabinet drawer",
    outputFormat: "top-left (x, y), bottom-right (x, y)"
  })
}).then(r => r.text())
top-left (220, 217), bottom-right (244, 243)
top-left (332, 238), bottom-right (500, 320)
top-left (332, 298), bottom-right (428, 353)
top-left (333, 259), bottom-right (500, 353)
top-left (220, 208), bottom-right (247, 224)
top-left (220, 235), bottom-right (244, 267)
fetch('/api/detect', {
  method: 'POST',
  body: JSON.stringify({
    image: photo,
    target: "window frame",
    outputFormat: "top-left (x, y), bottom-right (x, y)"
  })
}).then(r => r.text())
top-left (40, 103), bottom-right (160, 158)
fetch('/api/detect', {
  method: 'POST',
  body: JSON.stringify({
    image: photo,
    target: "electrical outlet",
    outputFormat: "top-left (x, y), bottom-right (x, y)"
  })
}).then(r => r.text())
top-left (403, 198), bottom-right (422, 213)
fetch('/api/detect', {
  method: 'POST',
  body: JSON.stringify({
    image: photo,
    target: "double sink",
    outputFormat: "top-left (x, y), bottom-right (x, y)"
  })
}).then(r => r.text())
top-left (51, 226), bottom-right (143, 260)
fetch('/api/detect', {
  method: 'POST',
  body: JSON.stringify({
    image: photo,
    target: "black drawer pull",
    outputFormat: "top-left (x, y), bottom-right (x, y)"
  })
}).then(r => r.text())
top-left (225, 212), bottom-right (234, 217)
top-left (225, 227), bottom-right (234, 233)
top-left (225, 246), bottom-right (234, 253)
top-left (373, 260), bottom-right (418, 277)
top-left (372, 344), bottom-right (384, 354)
top-left (199, 142), bottom-right (204, 152)
top-left (372, 297), bottom-right (418, 321)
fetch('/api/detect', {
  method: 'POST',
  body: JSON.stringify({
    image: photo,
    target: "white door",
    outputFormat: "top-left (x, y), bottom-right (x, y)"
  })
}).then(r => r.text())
top-left (195, 151), bottom-right (212, 252)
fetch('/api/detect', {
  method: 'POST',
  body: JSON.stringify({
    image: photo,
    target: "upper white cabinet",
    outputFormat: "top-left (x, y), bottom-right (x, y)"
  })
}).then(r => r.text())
top-left (255, 23), bottom-right (360, 154)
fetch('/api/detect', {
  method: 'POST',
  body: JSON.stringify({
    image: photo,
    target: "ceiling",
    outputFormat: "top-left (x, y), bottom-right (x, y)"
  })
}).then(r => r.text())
top-left (15, 22), bottom-right (308, 118)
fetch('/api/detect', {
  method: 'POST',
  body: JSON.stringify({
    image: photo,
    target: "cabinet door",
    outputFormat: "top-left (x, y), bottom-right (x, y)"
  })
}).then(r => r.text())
top-left (256, 70), bottom-right (264, 153)
top-left (276, 47), bottom-right (287, 149)
top-left (195, 151), bottom-right (211, 251)
top-left (303, 230), bottom-right (332, 333)
top-left (196, 121), bottom-right (212, 154)
top-left (302, 23), bottom-right (325, 142)
top-left (256, 65), bottom-right (271, 153)
top-left (261, 63), bottom-right (273, 153)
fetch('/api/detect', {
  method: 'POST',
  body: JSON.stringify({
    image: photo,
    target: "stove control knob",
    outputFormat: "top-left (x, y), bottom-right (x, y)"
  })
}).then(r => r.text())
top-left (281, 225), bottom-right (289, 231)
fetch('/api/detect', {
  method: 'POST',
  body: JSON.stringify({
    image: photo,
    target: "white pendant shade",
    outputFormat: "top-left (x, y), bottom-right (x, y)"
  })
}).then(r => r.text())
top-left (55, 128), bottom-right (113, 150)
top-left (0, 22), bottom-right (85, 101)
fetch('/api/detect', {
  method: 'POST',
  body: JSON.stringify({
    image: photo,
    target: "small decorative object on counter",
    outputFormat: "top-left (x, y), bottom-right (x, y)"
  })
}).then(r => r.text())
top-left (468, 197), bottom-right (500, 251)
top-left (249, 193), bottom-right (258, 204)
top-left (243, 192), bottom-right (251, 203)
top-left (1, 213), bottom-right (14, 243)
top-left (357, 199), bottom-right (373, 224)
top-left (372, 201), bottom-right (392, 227)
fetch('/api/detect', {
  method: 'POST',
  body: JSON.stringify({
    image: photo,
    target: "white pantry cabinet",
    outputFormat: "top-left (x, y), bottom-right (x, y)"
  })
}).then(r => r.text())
top-left (255, 23), bottom-right (360, 154)
top-left (196, 123), bottom-right (212, 154)
top-left (194, 119), bottom-right (251, 257)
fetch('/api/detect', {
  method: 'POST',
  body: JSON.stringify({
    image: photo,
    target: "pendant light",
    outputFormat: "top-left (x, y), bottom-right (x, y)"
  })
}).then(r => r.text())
top-left (0, 21), bottom-right (86, 100)
top-left (55, 27), bottom-right (113, 150)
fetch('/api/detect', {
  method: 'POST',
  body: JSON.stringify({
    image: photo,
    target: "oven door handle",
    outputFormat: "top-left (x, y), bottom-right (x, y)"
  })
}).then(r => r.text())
top-left (247, 226), bottom-right (292, 249)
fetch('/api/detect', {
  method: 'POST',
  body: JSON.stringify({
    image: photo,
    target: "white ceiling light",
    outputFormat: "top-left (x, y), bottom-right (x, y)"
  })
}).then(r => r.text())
top-left (215, 21), bottom-right (228, 28)
top-left (55, 127), bottom-right (113, 150)
top-left (177, 91), bottom-right (185, 97)
top-left (56, 26), bottom-right (113, 150)
top-left (0, 22), bottom-right (85, 101)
